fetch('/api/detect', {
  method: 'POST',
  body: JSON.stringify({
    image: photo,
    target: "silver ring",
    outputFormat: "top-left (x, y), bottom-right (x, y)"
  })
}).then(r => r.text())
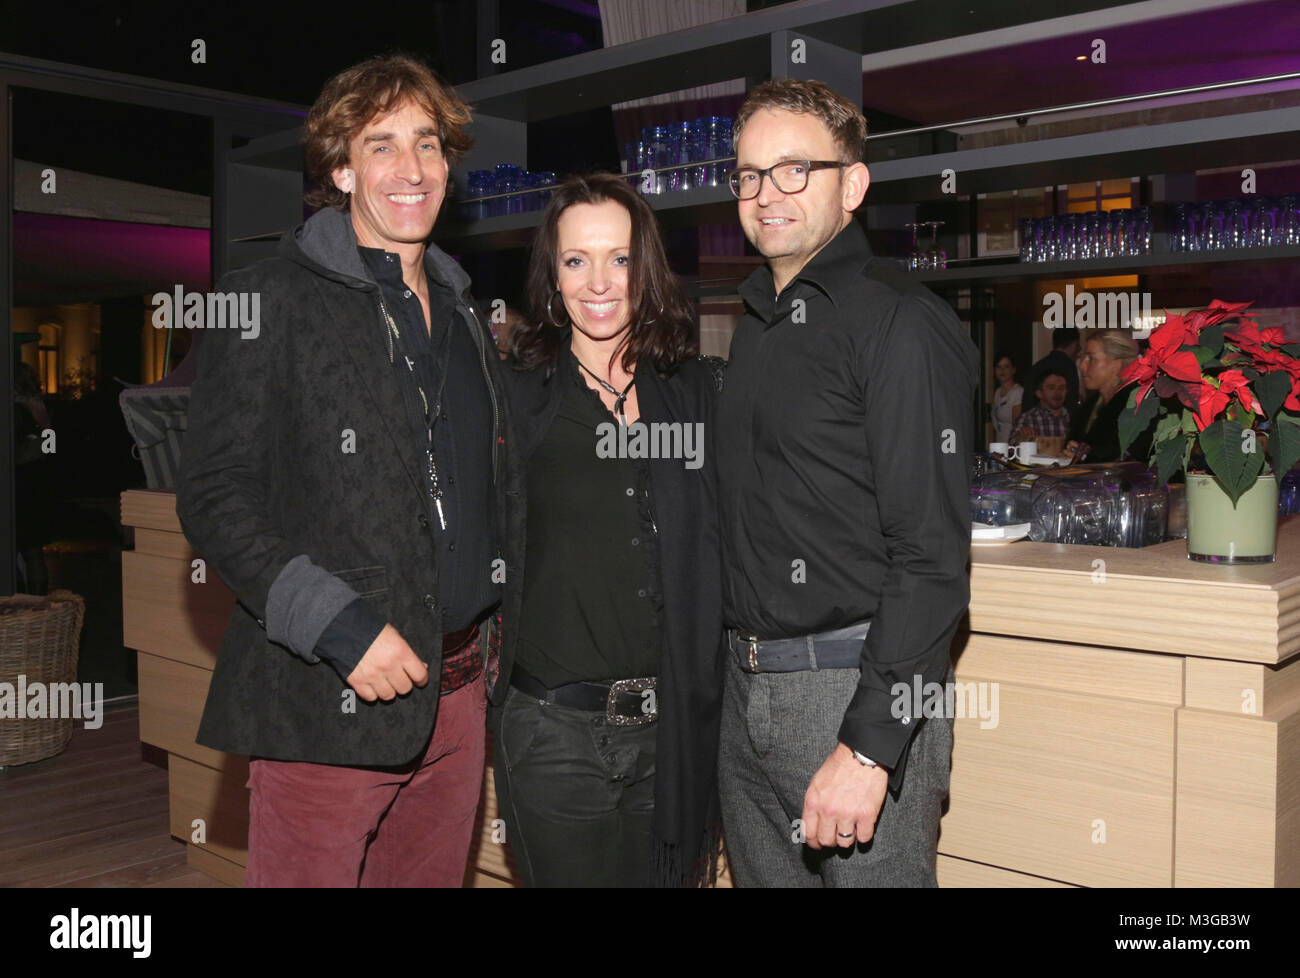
top-left (837, 832), bottom-right (854, 838)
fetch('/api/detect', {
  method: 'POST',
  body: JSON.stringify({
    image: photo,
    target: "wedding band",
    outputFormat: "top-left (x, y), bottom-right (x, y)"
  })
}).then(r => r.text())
top-left (837, 832), bottom-right (854, 838)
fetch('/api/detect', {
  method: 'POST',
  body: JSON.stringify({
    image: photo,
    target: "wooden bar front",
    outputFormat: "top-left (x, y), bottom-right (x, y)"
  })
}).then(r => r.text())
top-left (122, 489), bottom-right (1300, 887)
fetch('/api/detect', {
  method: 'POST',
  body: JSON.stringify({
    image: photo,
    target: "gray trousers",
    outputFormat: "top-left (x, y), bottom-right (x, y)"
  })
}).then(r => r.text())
top-left (718, 653), bottom-right (952, 887)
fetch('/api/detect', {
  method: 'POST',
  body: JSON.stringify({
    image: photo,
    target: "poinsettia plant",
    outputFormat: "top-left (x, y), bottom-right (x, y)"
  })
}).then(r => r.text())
top-left (1118, 299), bottom-right (1300, 504)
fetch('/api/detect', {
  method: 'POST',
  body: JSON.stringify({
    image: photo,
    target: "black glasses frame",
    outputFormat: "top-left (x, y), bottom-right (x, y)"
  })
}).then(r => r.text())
top-left (726, 160), bottom-right (849, 200)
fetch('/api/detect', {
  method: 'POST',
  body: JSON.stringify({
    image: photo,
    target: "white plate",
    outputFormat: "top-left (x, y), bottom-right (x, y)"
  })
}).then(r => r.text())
top-left (971, 522), bottom-right (1030, 544)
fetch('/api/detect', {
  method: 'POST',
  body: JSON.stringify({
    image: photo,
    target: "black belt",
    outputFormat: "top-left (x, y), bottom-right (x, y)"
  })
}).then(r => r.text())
top-left (509, 666), bottom-right (657, 726)
top-left (727, 620), bottom-right (871, 673)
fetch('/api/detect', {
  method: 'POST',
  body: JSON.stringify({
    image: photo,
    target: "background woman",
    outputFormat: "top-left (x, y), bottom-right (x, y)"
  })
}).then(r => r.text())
top-left (493, 173), bottom-right (725, 887)
top-left (989, 352), bottom-right (1022, 445)
top-left (1066, 331), bottom-right (1144, 463)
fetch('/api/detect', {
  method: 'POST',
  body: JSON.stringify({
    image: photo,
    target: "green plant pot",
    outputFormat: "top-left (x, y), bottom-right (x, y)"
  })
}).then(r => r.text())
top-left (1185, 472), bottom-right (1277, 563)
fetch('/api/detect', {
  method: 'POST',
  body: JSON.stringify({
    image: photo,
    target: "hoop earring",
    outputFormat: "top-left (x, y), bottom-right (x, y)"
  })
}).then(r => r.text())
top-left (546, 289), bottom-right (571, 328)
top-left (640, 285), bottom-right (666, 326)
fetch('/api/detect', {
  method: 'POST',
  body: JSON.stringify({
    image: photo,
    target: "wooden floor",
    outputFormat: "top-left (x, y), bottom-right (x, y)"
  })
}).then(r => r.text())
top-left (0, 702), bottom-right (225, 888)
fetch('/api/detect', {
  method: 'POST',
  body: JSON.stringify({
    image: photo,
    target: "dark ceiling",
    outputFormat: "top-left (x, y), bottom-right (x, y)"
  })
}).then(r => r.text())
top-left (860, 0), bottom-right (1300, 127)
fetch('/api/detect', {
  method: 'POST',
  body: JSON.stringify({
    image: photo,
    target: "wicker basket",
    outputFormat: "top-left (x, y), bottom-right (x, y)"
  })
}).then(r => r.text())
top-left (0, 590), bottom-right (87, 768)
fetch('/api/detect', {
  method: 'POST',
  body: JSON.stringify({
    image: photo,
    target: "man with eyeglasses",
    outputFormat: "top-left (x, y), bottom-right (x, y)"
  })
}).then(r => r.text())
top-left (714, 79), bottom-right (979, 887)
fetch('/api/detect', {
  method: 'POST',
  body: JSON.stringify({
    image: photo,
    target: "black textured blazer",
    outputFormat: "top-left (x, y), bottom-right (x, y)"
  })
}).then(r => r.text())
top-left (177, 207), bottom-right (521, 765)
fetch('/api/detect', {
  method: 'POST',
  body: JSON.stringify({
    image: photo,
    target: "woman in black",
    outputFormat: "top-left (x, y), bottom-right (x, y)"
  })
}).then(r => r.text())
top-left (493, 173), bottom-right (725, 887)
top-left (1067, 331), bottom-right (1144, 463)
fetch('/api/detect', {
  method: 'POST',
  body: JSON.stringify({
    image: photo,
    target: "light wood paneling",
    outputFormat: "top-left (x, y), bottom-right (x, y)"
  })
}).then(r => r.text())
top-left (1277, 706), bottom-right (1300, 888)
top-left (1184, 654), bottom-right (1300, 716)
top-left (1174, 709), bottom-right (1278, 887)
top-left (969, 516), bottom-right (1300, 665)
top-left (470, 869), bottom-right (516, 888)
top-left (123, 551), bottom-right (232, 671)
top-left (136, 652), bottom-right (226, 769)
top-left (955, 632), bottom-right (1183, 705)
top-left (971, 564), bottom-right (1286, 663)
top-left (470, 761), bottom-right (517, 882)
top-left (186, 843), bottom-right (244, 887)
top-left (168, 754), bottom-right (250, 868)
top-left (122, 489), bottom-right (185, 534)
top-left (133, 527), bottom-right (197, 561)
top-left (940, 683), bottom-right (1176, 887)
top-left (937, 854), bottom-right (1076, 887)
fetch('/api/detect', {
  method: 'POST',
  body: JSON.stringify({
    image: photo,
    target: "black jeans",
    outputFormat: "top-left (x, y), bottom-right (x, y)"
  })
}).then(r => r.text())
top-left (492, 683), bottom-right (657, 887)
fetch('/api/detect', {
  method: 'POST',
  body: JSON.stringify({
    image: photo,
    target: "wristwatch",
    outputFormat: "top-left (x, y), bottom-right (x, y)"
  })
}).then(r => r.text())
top-left (851, 749), bottom-right (879, 768)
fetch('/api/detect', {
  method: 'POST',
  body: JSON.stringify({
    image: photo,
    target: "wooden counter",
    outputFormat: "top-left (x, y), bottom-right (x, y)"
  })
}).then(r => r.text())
top-left (122, 489), bottom-right (1300, 887)
top-left (946, 518), bottom-right (1300, 887)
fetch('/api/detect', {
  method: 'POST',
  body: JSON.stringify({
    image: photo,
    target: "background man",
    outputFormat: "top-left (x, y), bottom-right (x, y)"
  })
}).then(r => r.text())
top-left (1022, 325), bottom-right (1081, 414)
top-left (1013, 369), bottom-right (1072, 445)
top-left (715, 79), bottom-right (978, 887)
top-left (178, 53), bottom-right (511, 886)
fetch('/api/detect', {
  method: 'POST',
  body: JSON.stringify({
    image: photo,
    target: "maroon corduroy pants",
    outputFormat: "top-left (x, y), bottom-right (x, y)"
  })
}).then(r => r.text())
top-left (244, 672), bottom-right (486, 887)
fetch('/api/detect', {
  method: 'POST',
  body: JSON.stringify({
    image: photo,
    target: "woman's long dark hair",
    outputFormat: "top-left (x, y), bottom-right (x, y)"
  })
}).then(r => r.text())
top-left (509, 172), bottom-right (697, 374)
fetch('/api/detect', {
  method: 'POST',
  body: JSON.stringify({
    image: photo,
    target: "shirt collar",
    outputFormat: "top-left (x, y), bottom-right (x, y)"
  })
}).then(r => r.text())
top-left (356, 244), bottom-right (455, 293)
top-left (738, 217), bottom-right (873, 321)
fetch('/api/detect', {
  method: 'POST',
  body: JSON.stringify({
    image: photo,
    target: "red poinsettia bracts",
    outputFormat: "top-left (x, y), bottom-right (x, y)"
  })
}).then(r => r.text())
top-left (1123, 300), bottom-right (1300, 429)
top-left (1120, 299), bottom-right (1300, 502)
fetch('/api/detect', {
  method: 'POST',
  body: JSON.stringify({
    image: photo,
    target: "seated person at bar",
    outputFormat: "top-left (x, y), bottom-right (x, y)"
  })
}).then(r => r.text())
top-left (1011, 369), bottom-right (1071, 454)
top-left (1065, 331), bottom-right (1149, 464)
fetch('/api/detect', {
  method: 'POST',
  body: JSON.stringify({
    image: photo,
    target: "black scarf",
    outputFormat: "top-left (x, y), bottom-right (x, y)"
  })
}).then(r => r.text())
top-left (504, 343), bottom-right (726, 886)
top-left (631, 356), bottom-right (726, 887)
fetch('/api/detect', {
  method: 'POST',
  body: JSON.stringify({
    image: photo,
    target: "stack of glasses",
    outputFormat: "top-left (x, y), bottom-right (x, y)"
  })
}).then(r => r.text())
top-left (970, 462), bottom-right (1169, 548)
top-left (622, 117), bottom-right (734, 195)
top-left (1018, 208), bottom-right (1152, 263)
top-left (460, 166), bottom-right (558, 220)
top-left (1168, 196), bottom-right (1300, 252)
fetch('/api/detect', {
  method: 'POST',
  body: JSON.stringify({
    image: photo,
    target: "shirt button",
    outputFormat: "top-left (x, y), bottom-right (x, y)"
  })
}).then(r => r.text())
top-left (631, 538), bottom-right (639, 546)
top-left (637, 589), bottom-right (646, 598)
top-left (385, 254), bottom-right (394, 263)
top-left (448, 542), bottom-right (456, 552)
top-left (418, 514), bottom-right (429, 528)
top-left (404, 289), bottom-right (412, 298)
top-left (625, 487), bottom-right (634, 497)
top-left (424, 594), bottom-right (437, 611)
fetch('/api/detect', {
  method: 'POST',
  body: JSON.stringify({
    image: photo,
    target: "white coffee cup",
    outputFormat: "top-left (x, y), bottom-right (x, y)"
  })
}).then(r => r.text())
top-left (989, 441), bottom-right (1010, 456)
top-left (1017, 441), bottom-right (1038, 461)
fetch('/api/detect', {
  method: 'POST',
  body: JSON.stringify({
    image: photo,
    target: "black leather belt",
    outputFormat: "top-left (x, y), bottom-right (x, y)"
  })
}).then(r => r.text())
top-left (727, 620), bottom-right (871, 673)
top-left (510, 666), bottom-right (657, 726)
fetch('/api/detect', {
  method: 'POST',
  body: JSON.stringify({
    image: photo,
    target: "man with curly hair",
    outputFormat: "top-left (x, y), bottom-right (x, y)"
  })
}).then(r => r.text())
top-left (179, 53), bottom-right (513, 887)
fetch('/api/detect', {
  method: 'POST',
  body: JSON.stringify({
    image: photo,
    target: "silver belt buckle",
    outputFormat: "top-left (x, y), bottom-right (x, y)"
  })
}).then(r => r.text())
top-left (739, 634), bottom-right (761, 673)
top-left (607, 677), bottom-right (657, 726)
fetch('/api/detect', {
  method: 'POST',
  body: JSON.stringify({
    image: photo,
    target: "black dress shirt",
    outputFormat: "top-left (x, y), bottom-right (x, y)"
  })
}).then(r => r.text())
top-left (514, 351), bottom-right (663, 684)
top-left (311, 247), bottom-right (500, 676)
top-left (715, 218), bottom-right (979, 786)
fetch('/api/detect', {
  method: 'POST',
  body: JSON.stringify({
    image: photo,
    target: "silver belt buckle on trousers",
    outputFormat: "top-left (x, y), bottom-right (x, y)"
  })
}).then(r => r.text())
top-left (607, 677), bottom-right (657, 726)
top-left (738, 634), bottom-right (761, 673)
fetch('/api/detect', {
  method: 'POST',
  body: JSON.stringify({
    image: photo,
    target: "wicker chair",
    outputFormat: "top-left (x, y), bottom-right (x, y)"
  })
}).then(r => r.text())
top-left (0, 590), bottom-right (87, 769)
